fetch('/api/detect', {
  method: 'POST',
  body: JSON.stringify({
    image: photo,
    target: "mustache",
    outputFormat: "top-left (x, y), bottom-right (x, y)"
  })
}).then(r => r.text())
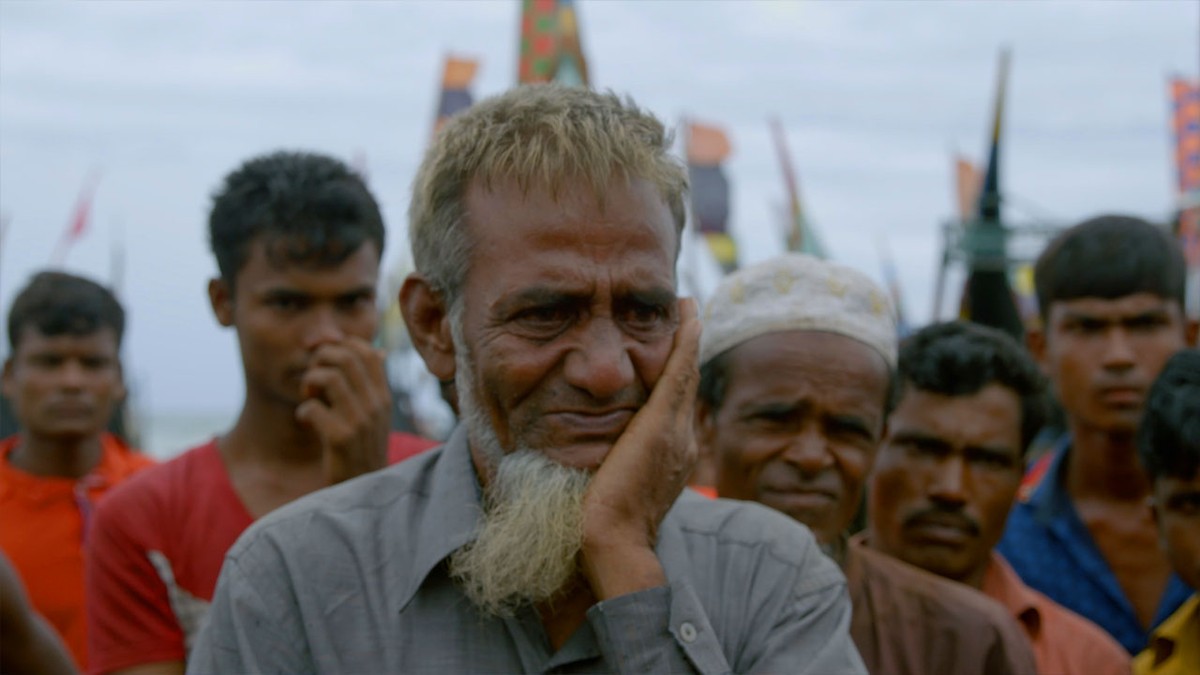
top-left (901, 505), bottom-right (981, 537)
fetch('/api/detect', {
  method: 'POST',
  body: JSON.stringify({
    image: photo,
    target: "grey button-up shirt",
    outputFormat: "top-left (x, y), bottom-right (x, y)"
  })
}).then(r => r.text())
top-left (188, 427), bottom-right (865, 674)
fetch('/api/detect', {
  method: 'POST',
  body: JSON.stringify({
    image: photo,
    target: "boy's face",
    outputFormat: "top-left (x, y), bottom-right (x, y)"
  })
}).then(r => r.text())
top-left (1153, 471), bottom-right (1200, 591)
top-left (1033, 293), bottom-right (1190, 435)
top-left (209, 239), bottom-right (381, 410)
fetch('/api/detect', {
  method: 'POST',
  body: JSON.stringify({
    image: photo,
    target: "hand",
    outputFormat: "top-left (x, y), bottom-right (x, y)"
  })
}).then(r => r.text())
top-left (578, 297), bottom-right (701, 600)
top-left (295, 337), bottom-right (391, 485)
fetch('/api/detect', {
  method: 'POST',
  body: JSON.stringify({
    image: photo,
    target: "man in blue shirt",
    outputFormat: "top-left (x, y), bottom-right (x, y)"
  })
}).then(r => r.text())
top-left (998, 215), bottom-right (1198, 654)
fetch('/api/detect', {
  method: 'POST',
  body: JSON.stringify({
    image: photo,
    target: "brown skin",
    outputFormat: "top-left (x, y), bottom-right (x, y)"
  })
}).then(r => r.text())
top-left (207, 239), bottom-right (391, 519)
top-left (695, 331), bottom-right (889, 546)
top-left (1028, 293), bottom-right (1198, 629)
top-left (401, 176), bottom-right (698, 650)
top-left (1151, 472), bottom-right (1200, 592)
top-left (868, 385), bottom-right (1024, 588)
top-left (1, 327), bottom-right (125, 478)
top-left (0, 552), bottom-right (77, 675)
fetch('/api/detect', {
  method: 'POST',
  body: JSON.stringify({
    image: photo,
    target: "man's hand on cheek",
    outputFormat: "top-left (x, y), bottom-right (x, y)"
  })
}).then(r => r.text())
top-left (578, 298), bottom-right (701, 601)
top-left (295, 337), bottom-right (391, 485)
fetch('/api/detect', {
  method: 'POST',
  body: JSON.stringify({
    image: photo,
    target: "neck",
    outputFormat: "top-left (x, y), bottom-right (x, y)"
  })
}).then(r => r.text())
top-left (8, 432), bottom-right (105, 479)
top-left (536, 576), bottom-right (595, 652)
top-left (221, 394), bottom-right (323, 467)
top-left (1065, 419), bottom-right (1150, 502)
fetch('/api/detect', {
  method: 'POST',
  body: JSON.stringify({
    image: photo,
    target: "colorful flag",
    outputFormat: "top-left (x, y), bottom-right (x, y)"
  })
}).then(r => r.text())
top-left (686, 121), bottom-right (737, 273)
top-left (954, 155), bottom-right (982, 224)
top-left (1170, 77), bottom-right (1200, 265)
top-left (770, 118), bottom-right (826, 258)
top-left (433, 56), bottom-right (479, 138)
top-left (517, 0), bottom-right (589, 87)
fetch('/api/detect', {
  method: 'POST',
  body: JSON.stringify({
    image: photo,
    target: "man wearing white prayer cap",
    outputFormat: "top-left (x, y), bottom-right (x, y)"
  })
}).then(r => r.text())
top-left (695, 253), bottom-right (1038, 675)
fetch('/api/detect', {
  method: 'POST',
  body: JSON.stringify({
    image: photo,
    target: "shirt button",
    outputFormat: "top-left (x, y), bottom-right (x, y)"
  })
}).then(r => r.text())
top-left (679, 621), bottom-right (698, 643)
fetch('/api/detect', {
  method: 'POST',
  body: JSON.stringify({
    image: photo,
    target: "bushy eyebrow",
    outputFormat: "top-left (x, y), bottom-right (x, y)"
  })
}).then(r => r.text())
top-left (1059, 307), bottom-right (1172, 324)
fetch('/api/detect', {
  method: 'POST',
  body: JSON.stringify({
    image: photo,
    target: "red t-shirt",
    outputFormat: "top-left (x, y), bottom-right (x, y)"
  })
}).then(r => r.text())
top-left (0, 433), bottom-right (155, 671)
top-left (85, 433), bottom-right (436, 674)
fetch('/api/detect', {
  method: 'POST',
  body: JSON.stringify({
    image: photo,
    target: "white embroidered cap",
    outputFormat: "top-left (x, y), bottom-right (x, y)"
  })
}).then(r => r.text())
top-left (699, 253), bottom-right (898, 369)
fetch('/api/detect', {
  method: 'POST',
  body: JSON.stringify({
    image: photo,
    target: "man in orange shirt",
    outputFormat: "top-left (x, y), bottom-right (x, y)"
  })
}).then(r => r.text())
top-left (0, 271), bottom-right (154, 671)
top-left (867, 320), bottom-right (1130, 674)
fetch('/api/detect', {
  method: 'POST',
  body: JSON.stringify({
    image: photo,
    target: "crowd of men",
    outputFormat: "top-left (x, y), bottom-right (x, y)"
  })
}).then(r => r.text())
top-left (0, 84), bottom-right (1196, 674)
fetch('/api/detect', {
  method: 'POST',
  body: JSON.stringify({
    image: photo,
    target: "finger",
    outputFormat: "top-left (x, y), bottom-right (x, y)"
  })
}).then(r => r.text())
top-left (299, 366), bottom-right (368, 428)
top-left (307, 341), bottom-right (377, 403)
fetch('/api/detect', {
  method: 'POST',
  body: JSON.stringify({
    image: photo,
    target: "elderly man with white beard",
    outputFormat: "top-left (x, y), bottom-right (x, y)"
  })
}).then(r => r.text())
top-left (187, 85), bottom-right (865, 674)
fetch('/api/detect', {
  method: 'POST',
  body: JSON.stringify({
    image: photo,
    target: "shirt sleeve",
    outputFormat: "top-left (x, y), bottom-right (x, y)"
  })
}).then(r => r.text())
top-left (85, 492), bottom-right (185, 674)
top-left (588, 583), bottom-right (729, 674)
top-left (587, 569), bottom-right (864, 675)
top-left (187, 554), bottom-right (313, 675)
top-left (737, 569), bottom-right (865, 675)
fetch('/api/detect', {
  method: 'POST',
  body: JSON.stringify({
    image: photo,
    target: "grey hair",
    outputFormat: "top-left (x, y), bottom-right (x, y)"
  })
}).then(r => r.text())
top-left (408, 84), bottom-right (688, 305)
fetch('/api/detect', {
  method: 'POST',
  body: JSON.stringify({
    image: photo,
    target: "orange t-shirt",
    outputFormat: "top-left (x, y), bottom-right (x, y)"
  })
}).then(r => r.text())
top-left (0, 434), bottom-right (155, 671)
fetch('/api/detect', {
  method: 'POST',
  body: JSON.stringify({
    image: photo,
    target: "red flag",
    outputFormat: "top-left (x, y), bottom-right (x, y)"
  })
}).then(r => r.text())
top-left (50, 172), bottom-right (100, 266)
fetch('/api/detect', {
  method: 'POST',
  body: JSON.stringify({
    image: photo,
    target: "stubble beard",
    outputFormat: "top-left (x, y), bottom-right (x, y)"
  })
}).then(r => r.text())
top-left (447, 318), bottom-right (592, 617)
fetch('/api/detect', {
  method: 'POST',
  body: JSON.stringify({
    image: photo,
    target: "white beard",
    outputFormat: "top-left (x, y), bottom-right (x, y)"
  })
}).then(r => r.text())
top-left (447, 319), bottom-right (591, 617)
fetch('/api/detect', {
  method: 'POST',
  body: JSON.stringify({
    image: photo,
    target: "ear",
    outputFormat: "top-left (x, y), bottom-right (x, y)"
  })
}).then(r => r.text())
top-left (1, 357), bottom-right (14, 401)
top-left (1025, 326), bottom-right (1049, 375)
top-left (113, 358), bottom-right (128, 403)
top-left (691, 397), bottom-right (719, 488)
top-left (208, 278), bottom-right (235, 328)
top-left (399, 274), bottom-right (457, 382)
top-left (1185, 317), bottom-right (1198, 347)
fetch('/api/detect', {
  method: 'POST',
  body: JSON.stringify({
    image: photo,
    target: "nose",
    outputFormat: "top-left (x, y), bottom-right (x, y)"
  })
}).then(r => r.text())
top-left (1101, 327), bottom-right (1136, 371)
top-left (562, 317), bottom-right (636, 401)
top-left (781, 427), bottom-right (835, 476)
top-left (928, 455), bottom-right (968, 506)
top-left (57, 360), bottom-right (87, 390)
top-left (301, 307), bottom-right (346, 350)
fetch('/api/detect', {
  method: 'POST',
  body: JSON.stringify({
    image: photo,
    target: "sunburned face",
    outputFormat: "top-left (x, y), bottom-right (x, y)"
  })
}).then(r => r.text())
top-left (210, 239), bottom-right (380, 410)
top-left (868, 384), bottom-right (1024, 587)
top-left (1037, 294), bottom-right (1189, 435)
top-left (452, 176), bottom-right (680, 479)
top-left (2, 327), bottom-right (125, 440)
top-left (698, 330), bottom-right (890, 545)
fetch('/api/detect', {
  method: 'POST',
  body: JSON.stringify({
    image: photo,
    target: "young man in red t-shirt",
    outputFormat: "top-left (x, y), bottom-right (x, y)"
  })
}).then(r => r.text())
top-left (0, 271), bottom-right (155, 671)
top-left (85, 151), bottom-right (437, 675)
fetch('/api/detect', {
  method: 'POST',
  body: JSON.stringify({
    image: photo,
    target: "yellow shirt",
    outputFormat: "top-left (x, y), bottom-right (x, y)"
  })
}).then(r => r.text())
top-left (1134, 594), bottom-right (1200, 675)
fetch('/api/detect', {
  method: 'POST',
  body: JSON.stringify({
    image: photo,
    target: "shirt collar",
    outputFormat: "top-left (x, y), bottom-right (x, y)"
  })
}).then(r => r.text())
top-left (982, 551), bottom-right (1043, 638)
top-left (1025, 436), bottom-right (1075, 526)
top-left (1147, 594), bottom-right (1200, 668)
top-left (395, 424), bottom-right (484, 611)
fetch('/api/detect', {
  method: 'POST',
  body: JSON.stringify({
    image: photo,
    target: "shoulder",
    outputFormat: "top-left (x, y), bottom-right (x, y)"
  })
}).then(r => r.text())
top-left (227, 446), bottom-right (445, 563)
top-left (1035, 591), bottom-right (1130, 666)
top-left (661, 491), bottom-right (841, 593)
top-left (95, 440), bottom-right (221, 518)
top-left (386, 431), bottom-right (439, 464)
top-left (854, 545), bottom-right (1015, 629)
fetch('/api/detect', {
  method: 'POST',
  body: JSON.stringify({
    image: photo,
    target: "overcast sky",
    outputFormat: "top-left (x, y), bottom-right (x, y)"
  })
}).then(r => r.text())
top-left (1, 0), bottom-right (1196, 425)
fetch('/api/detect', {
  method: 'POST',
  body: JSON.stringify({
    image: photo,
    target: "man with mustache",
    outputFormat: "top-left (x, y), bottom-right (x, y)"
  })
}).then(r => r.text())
top-left (188, 86), bottom-right (865, 674)
top-left (0, 271), bottom-right (154, 671)
top-left (695, 254), bottom-right (1035, 675)
top-left (867, 320), bottom-right (1129, 674)
top-left (85, 151), bottom-right (436, 675)
top-left (997, 215), bottom-right (1199, 654)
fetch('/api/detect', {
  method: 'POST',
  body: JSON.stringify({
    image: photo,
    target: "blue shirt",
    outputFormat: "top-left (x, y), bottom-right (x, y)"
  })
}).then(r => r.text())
top-left (998, 437), bottom-right (1191, 655)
